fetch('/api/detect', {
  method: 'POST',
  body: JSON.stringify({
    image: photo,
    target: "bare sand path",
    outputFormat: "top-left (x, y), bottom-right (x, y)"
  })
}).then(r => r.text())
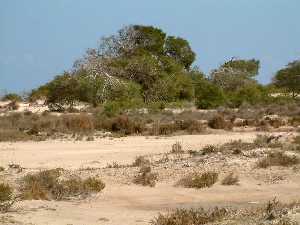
top-left (0, 132), bottom-right (258, 169)
top-left (7, 181), bottom-right (300, 225)
top-left (1, 132), bottom-right (299, 225)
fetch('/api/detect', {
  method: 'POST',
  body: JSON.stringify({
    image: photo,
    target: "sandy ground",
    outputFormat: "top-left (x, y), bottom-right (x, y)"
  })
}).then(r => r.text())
top-left (0, 133), bottom-right (257, 169)
top-left (1, 132), bottom-right (299, 225)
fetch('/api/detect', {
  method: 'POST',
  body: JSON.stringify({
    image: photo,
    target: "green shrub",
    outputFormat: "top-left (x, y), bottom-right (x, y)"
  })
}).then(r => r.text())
top-left (1, 93), bottom-right (22, 102)
top-left (194, 80), bottom-right (226, 109)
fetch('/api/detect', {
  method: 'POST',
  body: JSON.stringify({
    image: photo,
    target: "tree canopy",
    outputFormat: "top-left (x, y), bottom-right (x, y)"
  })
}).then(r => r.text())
top-left (273, 60), bottom-right (300, 98)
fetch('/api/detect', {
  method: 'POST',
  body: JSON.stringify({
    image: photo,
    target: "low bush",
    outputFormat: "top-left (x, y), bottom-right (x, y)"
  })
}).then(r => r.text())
top-left (151, 207), bottom-right (227, 225)
top-left (171, 142), bottom-right (184, 154)
top-left (100, 115), bottom-right (145, 135)
top-left (0, 183), bottom-right (14, 212)
top-left (257, 152), bottom-right (300, 168)
top-left (133, 166), bottom-right (158, 187)
top-left (208, 114), bottom-right (232, 130)
top-left (201, 145), bottom-right (218, 155)
top-left (177, 171), bottom-right (218, 189)
top-left (219, 140), bottom-right (254, 154)
top-left (19, 169), bottom-right (105, 200)
top-left (221, 173), bottom-right (239, 185)
top-left (0, 129), bottom-right (36, 142)
top-left (132, 156), bottom-right (150, 167)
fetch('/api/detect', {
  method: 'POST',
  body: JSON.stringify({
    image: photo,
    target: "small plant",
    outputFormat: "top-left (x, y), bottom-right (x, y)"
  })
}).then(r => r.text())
top-left (171, 142), bottom-right (184, 154)
top-left (106, 161), bottom-right (123, 168)
top-left (151, 207), bottom-right (227, 225)
top-left (0, 183), bottom-right (14, 212)
top-left (134, 166), bottom-right (158, 187)
top-left (177, 171), bottom-right (218, 189)
top-left (132, 156), bottom-right (150, 167)
top-left (257, 152), bottom-right (300, 168)
top-left (202, 145), bottom-right (218, 155)
top-left (293, 135), bottom-right (300, 145)
top-left (86, 136), bottom-right (94, 141)
top-left (19, 169), bottom-right (105, 200)
top-left (208, 114), bottom-right (232, 130)
top-left (221, 173), bottom-right (239, 185)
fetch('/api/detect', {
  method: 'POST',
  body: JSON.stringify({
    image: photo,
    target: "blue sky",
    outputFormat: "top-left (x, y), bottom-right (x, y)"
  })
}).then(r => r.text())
top-left (1, 0), bottom-right (299, 93)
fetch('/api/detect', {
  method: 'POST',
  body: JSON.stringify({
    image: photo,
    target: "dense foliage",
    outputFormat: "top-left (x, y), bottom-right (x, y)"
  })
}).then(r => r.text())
top-left (24, 24), bottom-right (299, 112)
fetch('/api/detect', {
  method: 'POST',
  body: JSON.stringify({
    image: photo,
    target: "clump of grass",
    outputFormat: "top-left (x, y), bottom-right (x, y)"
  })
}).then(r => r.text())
top-left (293, 135), bottom-right (300, 145)
top-left (134, 166), bottom-right (158, 187)
top-left (0, 183), bottom-right (14, 212)
top-left (208, 115), bottom-right (232, 130)
top-left (132, 156), bottom-right (150, 167)
top-left (19, 169), bottom-right (105, 200)
top-left (177, 171), bottom-right (218, 189)
top-left (151, 207), bottom-right (227, 225)
top-left (221, 173), bottom-right (239, 185)
top-left (201, 145), bottom-right (218, 155)
top-left (171, 142), bottom-right (184, 154)
top-left (257, 152), bottom-right (300, 168)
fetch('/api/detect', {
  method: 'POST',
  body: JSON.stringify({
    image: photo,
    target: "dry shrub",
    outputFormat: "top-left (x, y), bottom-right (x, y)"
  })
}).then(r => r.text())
top-left (208, 115), bottom-right (232, 130)
top-left (151, 207), bottom-right (227, 225)
top-left (0, 129), bottom-right (31, 142)
top-left (132, 156), bottom-right (150, 167)
top-left (7, 101), bottom-right (20, 110)
top-left (175, 119), bottom-right (206, 134)
top-left (0, 183), bottom-right (14, 212)
top-left (257, 152), bottom-right (300, 168)
top-left (171, 142), bottom-right (184, 154)
top-left (157, 122), bottom-right (176, 135)
top-left (289, 116), bottom-right (300, 127)
top-left (221, 173), bottom-right (239, 185)
top-left (102, 115), bottom-right (144, 135)
top-left (20, 169), bottom-right (105, 200)
top-left (177, 171), bottom-right (218, 189)
top-left (61, 114), bottom-right (94, 133)
top-left (202, 145), bottom-right (218, 155)
top-left (293, 135), bottom-right (300, 145)
top-left (134, 166), bottom-right (158, 187)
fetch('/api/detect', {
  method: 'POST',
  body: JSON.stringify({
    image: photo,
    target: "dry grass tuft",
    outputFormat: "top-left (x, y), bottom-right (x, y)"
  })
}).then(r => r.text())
top-left (0, 183), bottom-right (14, 212)
top-left (132, 156), bottom-right (150, 167)
top-left (133, 166), bottom-right (158, 187)
top-left (151, 207), bottom-right (227, 225)
top-left (221, 173), bottom-right (239, 185)
top-left (19, 169), bottom-right (105, 200)
top-left (257, 151), bottom-right (300, 168)
top-left (208, 114), bottom-right (232, 130)
top-left (171, 142), bottom-right (184, 154)
top-left (177, 171), bottom-right (218, 189)
top-left (201, 145), bottom-right (218, 155)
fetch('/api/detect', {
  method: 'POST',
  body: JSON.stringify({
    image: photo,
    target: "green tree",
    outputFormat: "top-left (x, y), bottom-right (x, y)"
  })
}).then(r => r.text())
top-left (46, 72), bottom-right (83, 111)
top-left (1, 93), bottom-right (22, 102)
top-left (165, 36), bottom-right (196, 70)
top-left (194, 80), bottom-right (226, 109)
top-left (211, 58), bottom-right (260, 92)
top-left (273, 60), bottom-right (300, 98)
